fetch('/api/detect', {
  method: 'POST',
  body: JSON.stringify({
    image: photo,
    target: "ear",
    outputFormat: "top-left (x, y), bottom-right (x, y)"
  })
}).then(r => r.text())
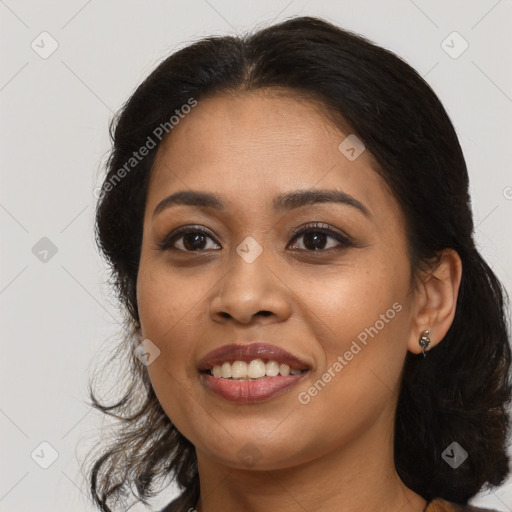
top-left (407, 249), bottom-right (463, 355)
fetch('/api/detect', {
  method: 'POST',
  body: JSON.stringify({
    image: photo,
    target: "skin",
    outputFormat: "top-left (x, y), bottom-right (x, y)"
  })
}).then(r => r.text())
top-left (136, 89), bottom-right (462, 512)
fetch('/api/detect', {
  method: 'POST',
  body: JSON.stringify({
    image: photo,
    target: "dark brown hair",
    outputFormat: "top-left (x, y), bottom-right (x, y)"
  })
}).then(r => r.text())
top-left (84, 15), bottom-right (512, 512)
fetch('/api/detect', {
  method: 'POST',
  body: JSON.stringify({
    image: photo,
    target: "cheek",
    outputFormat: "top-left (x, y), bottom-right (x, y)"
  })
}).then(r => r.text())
top-left (298, 254), bottom-right (411, 396)
top-left (137, 255), bottom-right (204, 341)
top-left (299, 258), bottom-right (407, 341)
top-left (136, 264), bottom-right (202, 428)
top-left (292, 276), bottom-right (410, 448)
top-left (136, 261), bottom-right (197, 386)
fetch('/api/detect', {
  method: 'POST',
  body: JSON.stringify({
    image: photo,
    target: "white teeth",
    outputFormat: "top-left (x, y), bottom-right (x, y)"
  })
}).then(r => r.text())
top-left (220, 362), bottom-right (232, 379)
top-left (265, 360), bottom-right (280, 377)
top-left (279, 364), bottom-right (290, 376)
top-left (247, 359), bottom-right (266, 378)
top-left (231, 361), bottom-right (248, 379)
top-left (209, 359), bottom-right (306, 379)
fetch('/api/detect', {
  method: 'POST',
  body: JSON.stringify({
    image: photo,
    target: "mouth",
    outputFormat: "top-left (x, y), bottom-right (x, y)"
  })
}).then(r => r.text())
top-left (197, 343), bottom-right (311, 403)
top-left (201, 358), bottom-right (308, 379)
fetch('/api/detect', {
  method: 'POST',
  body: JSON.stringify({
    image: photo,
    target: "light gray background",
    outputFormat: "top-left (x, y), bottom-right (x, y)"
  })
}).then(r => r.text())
top-left (1, 1), bottom-right (511, 511)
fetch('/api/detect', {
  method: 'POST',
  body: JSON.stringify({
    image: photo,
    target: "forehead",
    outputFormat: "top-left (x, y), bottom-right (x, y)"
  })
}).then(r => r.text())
top-left (153, 90), bottom-right (350, 171)
top-left (147, 90), bottom-right (400, 225)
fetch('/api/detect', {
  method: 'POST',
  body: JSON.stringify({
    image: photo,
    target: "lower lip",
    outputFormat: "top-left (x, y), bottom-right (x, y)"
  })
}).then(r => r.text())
top-left (200, 372), bottom-right (309, 403)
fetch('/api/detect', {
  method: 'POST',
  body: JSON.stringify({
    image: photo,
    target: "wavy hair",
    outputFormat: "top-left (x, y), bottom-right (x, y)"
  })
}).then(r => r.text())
top-left (83, 15), bottom-right (512, 512)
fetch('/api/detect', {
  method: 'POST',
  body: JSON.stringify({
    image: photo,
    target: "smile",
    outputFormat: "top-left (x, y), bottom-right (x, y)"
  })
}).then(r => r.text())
top-left (197, 342), bottom-right (312, 402)
top-left (204, 358), bottom-right (307, 379)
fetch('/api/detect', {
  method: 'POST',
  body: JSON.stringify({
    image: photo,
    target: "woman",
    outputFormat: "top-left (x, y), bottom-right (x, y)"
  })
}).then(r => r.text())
top-left (84, 16), bottom-right (511, 512)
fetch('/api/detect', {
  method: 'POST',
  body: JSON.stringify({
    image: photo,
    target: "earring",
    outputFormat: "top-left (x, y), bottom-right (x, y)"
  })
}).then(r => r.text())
top-left (419, 330), bottom-right (431, 358)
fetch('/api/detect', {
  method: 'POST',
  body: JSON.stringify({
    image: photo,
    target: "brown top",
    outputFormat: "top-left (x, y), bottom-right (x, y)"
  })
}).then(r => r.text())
top-left (425, 497), bottom-right (503, 512)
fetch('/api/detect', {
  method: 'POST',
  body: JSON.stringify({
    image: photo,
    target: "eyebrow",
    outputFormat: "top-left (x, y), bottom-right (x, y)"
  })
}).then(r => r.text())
top-left (153, 189), bottom-right (371, 218)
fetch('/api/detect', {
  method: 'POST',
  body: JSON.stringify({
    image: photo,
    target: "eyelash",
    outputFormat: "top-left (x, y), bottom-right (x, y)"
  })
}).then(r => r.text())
top-left (157, 222), bottom-right (354, 253)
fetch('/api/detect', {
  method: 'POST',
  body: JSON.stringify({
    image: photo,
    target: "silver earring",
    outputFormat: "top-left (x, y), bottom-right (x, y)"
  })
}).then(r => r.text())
top-left (419, 330), bottom-right (431, 358)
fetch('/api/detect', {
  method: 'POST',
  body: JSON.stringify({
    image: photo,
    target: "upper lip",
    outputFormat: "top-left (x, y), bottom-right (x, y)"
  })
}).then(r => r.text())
top-left (197, 342), bottom-right (311, 372)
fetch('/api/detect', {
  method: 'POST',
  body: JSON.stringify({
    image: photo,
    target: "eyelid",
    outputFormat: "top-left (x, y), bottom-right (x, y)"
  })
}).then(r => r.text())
top-left (289, 222), bottom-right (351, 242)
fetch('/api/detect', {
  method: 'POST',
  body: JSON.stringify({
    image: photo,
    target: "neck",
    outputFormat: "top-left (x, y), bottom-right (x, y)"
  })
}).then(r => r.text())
top-left (192, 414), bottom-right (427, 512)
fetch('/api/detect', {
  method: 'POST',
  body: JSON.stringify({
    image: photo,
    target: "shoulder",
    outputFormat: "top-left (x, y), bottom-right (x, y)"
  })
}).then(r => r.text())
top-left (427, 497), bottom-right (504, 512)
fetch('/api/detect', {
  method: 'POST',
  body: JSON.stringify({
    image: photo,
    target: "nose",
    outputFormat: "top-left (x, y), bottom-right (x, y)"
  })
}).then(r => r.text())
top-left (209, 251), bottom-right (292, 325)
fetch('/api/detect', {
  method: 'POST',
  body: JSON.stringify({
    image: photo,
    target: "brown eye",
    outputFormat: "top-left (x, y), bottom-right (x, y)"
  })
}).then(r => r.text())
top-left (288, 223), bottom-right (353, 252)
top-left (158, 226), bottom-right (221, 252)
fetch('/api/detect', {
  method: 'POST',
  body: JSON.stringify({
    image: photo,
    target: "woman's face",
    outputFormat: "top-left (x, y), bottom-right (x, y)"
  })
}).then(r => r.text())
top-left (136, 90), bottom-right (420, 470)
